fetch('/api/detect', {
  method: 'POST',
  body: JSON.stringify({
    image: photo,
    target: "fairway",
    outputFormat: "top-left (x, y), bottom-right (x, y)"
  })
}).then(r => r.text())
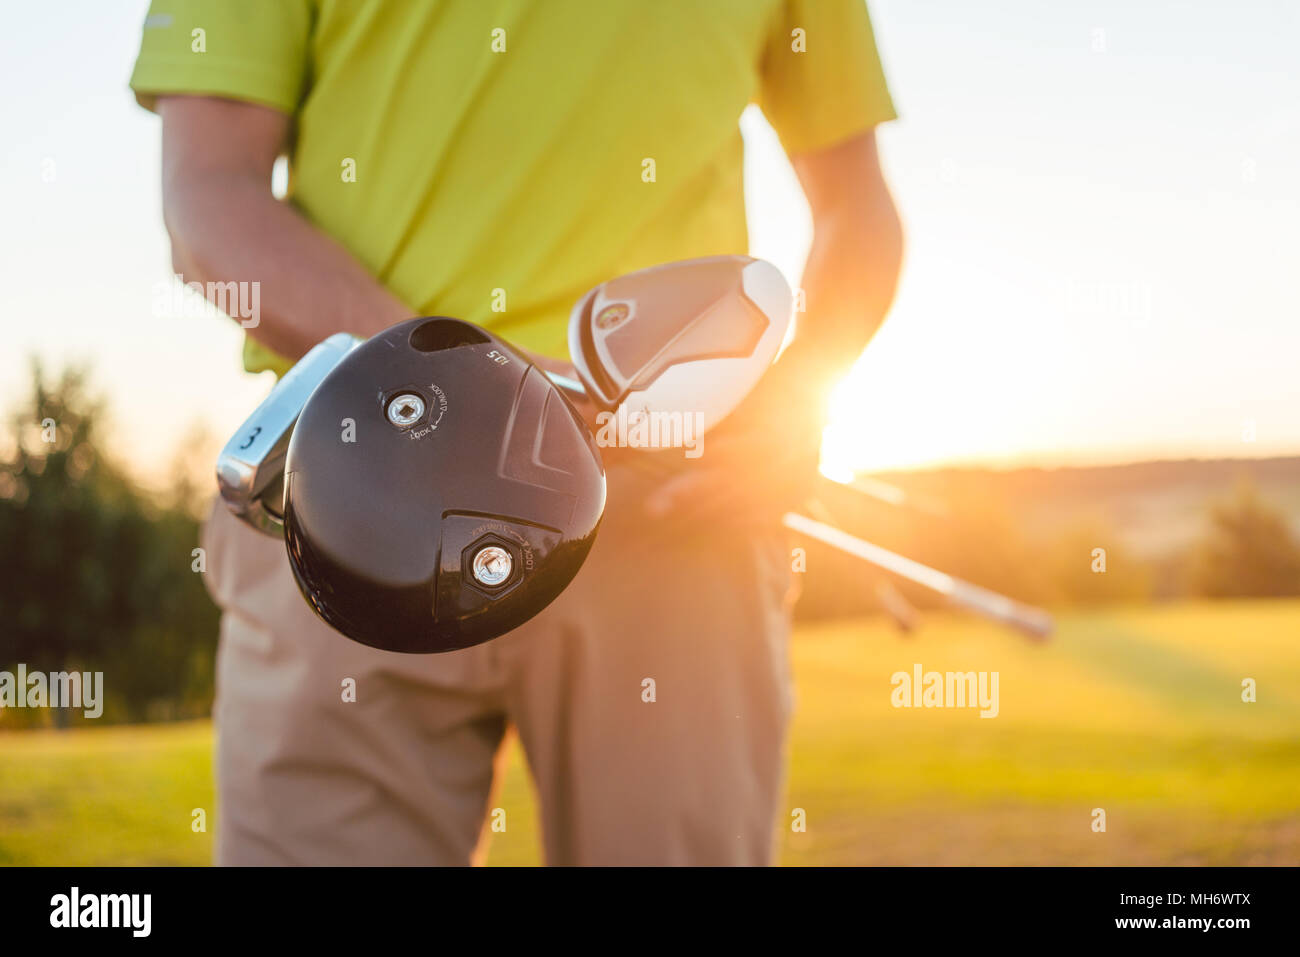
top-left (3, 600), bottom-right (1297, 866)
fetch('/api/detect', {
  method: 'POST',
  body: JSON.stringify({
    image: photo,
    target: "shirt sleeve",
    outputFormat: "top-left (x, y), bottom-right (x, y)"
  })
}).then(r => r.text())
top-left (129, 0), bottom-right (313, 114)
top-left (758, 0), bottom-right (898, 155)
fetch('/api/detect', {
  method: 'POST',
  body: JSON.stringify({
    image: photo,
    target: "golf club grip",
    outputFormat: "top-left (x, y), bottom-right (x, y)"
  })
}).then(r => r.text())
top-left (782, 512), bottom-right (1054, 640)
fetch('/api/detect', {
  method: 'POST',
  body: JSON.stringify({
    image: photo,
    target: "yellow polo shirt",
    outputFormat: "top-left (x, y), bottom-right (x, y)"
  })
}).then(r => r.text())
top-left (131, 0), bottom-right (895, 375)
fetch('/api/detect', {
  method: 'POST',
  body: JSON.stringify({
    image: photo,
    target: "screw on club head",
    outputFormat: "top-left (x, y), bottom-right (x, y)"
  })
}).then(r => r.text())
top-left (471, 545), bottom-right (513, 587)
top-left (386, 392), bottom-right (425, 427)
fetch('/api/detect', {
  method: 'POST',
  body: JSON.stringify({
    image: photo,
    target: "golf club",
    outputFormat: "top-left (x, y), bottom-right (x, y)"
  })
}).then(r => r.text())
top-left (218, 316), bottom-right (605, 653)
top-left (834, 473), bottom-right (951, 518)
top-left (782, 513), bottom-right (1053, 640)
top-left (217, 256), bottom-right (1053, 648)
top-left (217, 332), bottom-right (362, 535)
top-left (568, 255), bottom-right (792, 436)
top-left (550, 256), bottom-right (1054, 640)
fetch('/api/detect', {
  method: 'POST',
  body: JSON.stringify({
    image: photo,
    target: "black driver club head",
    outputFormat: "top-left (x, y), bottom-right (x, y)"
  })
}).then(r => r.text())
top-left (280, 316), bottom-right (605, 653)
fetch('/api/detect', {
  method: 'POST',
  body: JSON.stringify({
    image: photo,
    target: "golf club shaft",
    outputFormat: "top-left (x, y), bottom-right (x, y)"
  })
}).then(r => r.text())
top-left (545, 369), bottom-right (1053, 639)
top-left (782, 512), bottom-right (1053, 640)
top-left (831, 474), bottom-right (950, 517)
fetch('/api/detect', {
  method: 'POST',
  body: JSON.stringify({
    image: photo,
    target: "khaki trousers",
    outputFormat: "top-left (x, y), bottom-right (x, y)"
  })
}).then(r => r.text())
top-left (201, 462), bottom-right (796, 865)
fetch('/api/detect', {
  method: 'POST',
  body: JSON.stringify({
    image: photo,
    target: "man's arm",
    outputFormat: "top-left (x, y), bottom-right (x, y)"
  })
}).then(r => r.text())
top-left (159, 95), bottom-right (412, 361)
top-left (784, 128), bottom-right (903, 403)
top-left (644, 128), bottom-right (903, 521)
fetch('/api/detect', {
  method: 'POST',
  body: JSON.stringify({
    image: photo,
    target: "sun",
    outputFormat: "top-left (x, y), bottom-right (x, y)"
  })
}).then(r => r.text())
top-left (818, 360), bottom-right (956, 476)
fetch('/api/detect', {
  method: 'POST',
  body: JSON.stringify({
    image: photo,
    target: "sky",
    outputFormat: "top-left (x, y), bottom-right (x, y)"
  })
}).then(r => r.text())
top-left (2, 0), bottom-right (1297, 483)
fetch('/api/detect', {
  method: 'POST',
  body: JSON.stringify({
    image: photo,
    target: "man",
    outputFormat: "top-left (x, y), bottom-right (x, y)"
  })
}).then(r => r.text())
top-left (131, 0), bottom-right (902, 866)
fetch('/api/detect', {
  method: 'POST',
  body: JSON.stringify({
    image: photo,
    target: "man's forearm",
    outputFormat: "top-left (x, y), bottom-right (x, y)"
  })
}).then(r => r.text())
top-left (763, 200), bottom-right (902, 430)
top-left (164, 171), bottom-right (411, 361)
top-left (798, 201), bottom-right (902, 367)
top-left (781, 130), bottom-right (904, 403)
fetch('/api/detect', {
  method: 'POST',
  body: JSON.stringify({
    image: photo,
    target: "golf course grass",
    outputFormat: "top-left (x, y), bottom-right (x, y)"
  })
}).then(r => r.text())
top-left (3, 599), bottom-right (1297, 865)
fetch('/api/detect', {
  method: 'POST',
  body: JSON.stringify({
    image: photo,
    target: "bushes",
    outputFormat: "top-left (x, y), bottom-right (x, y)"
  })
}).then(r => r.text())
top-left (1041, 517), bottom-right (1151, 606)
top-left (1191, 478), bottom-right (1300, 598)
top-left (793, 469), bottom-right (1298, 623)
top-left (0, 364), bottom-right (218, 726)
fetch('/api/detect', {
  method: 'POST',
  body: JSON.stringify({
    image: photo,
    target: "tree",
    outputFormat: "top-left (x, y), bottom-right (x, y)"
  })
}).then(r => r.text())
top-left (1192, 477), bottom-right (1300, 598)
top-left (0, 362), bottom-right (219, 724)
top-left (1045, 516), bottom-right (1151, 606)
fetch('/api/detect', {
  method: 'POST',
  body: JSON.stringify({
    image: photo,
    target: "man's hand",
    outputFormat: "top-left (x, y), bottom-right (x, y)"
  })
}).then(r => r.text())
top-left (642, 129), bottom-right (902, 527)
top-left (641, 347), bottom-right (827, 528)
top-left (159, 95), bottom-right (412, 360)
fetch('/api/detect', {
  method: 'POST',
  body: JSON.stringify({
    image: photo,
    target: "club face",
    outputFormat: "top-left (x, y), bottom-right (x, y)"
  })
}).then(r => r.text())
top-left (280, 317), bottom-right (606, 653)
top-left (568, 256), bottom-right (793, 437)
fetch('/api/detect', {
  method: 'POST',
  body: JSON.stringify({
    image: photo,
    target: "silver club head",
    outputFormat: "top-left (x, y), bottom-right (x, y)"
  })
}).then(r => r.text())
top-left (216, 333), bottom-right (362, 536)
